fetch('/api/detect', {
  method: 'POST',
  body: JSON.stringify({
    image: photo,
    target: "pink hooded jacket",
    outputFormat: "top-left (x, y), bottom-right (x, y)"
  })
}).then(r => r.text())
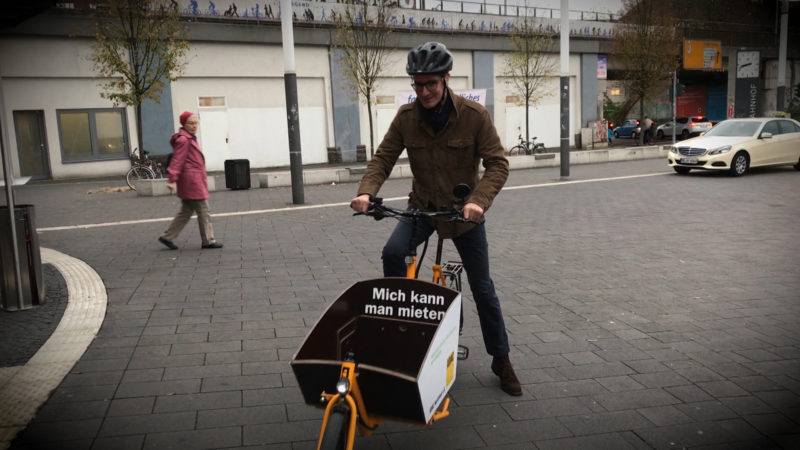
top-left (168, 128), bottom-right (209, 200)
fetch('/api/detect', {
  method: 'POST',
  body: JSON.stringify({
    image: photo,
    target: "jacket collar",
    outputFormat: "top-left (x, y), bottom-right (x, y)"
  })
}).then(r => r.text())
top-left (178, 128), bottom-right (197, 140)
top-left (414, 88), bottom-right (462, 136)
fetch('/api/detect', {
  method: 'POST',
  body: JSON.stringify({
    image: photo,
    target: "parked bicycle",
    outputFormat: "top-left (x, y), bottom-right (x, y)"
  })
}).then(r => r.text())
top-left (291, 185), bottom-right (473, 450)
top-left (126, 148), bottom-right (163, 190)
top-left (506, 133), bottom-right (545, 156)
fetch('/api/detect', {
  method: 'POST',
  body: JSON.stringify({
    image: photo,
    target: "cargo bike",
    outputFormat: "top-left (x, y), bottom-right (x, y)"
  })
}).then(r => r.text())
top-left (291, 187), bottom-right (473, 450)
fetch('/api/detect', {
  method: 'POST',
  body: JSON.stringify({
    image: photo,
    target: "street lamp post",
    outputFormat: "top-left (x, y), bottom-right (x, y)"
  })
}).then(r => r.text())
top-left (0, 71), bottom-right (26, 311)
top-left (559, 0), bottom-right (569, 178)
top-left (280, 0), bottom-right (304, 205)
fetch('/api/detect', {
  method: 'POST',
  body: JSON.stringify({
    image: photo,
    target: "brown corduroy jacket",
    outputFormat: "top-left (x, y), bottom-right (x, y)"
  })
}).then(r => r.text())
top-left (357, 89), bottom-right (509, 238)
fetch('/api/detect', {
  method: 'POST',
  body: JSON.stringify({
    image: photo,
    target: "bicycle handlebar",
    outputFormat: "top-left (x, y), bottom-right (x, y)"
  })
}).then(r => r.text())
top-left (354, 197), bottom-right (475, 224)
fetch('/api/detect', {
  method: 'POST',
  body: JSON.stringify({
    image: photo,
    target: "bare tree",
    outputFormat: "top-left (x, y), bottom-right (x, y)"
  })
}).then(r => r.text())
top-left (502, 20), bottom-right (557, 146)
top-left (333, 0), bottom-right (395, 158)
top-left (90, 0), bottom-right (189, 159)
top-left (611, 0), bottom-right (682, 143)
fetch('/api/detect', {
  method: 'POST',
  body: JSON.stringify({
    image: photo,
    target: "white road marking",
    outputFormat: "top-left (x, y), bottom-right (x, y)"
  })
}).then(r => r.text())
top-left (37, 172), bottom-right (670, 232)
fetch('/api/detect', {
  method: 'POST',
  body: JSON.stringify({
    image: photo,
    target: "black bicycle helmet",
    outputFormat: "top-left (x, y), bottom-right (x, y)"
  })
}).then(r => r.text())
top-left (406, 42), bottom-right (453, 75)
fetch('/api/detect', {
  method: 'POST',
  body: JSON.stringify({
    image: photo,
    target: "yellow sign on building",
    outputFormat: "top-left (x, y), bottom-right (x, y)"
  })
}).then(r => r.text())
top-left (683, 40), bottom-right (722, 70)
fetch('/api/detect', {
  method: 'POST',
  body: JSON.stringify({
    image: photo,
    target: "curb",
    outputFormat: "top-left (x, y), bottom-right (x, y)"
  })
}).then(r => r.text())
top-left (134, 145), bottom-right (668, 196)
top-left (0, 248), bottom-right (107, 450)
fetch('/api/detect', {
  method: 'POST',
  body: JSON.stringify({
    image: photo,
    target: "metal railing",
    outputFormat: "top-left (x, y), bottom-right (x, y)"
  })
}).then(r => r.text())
top-left (417, 0), bottom-right (616, 21)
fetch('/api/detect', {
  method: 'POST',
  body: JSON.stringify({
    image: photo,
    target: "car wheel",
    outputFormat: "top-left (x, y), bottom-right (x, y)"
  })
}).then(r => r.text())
top-left (681, 129), bottom-right (689, 140)
top-left (729, 151), bottom-right (749, 176)
top-left (673, 166), bottom-right (691, 175)
top-left (656, 130), bottom-right (664, 139)
top-left (613, 130), bottom-right (619, 138)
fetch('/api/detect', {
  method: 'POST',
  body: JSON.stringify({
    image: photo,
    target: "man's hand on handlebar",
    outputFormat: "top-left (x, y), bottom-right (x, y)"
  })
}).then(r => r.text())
top-left (350, 194), bottom-right (372, 213)
top-left (462, 203), bottom-right (484, 222)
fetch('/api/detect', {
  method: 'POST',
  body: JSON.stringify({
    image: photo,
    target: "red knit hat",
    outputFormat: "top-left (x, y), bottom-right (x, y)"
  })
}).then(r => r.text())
top-left (179, 111), bottom-right (194, 126)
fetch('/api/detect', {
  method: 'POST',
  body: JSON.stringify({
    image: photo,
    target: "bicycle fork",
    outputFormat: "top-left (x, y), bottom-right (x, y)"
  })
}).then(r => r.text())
top-left (318, 356), bottom-right (381, 450)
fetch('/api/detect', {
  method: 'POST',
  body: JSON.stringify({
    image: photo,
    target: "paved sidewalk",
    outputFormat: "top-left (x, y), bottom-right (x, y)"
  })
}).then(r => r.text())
top-left (2, 157), bottom-right (800, 449)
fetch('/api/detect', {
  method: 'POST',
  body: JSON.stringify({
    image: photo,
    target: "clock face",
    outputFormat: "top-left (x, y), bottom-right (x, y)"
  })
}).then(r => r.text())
top-left (737, 51), bottom-right (760, 78)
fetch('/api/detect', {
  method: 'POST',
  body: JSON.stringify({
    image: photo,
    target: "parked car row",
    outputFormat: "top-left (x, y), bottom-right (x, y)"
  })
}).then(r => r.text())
top-left (667, 117), bottom-right (800, 176)
top-left (610, 116), bottom-right (713, 141)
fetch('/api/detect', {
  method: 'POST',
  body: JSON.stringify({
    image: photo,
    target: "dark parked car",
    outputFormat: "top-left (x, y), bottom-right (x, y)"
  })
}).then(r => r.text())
top-left (613, 119), bottom-right (641, 139)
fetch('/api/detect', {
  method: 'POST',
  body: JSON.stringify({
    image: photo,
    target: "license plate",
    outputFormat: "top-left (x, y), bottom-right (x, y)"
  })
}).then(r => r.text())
top-left (680, 157), bottom-right (698, 164)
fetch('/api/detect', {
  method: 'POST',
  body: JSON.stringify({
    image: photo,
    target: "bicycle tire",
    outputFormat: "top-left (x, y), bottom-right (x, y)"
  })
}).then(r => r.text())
top-left (126, 166), bottom-right (156, 190)
top-left (319, 404), bottom-right (350, 450)
top-left (507, 145), bottom-right (526, 156)
top-left (150, 163), bottom-right (164, 178)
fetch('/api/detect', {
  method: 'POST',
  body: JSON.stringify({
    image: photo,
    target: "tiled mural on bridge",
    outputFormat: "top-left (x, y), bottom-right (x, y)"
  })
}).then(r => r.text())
top-left (174, 0), bottom-right (618, 37)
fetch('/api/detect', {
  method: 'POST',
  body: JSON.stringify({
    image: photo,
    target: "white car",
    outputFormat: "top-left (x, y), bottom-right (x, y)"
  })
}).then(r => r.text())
top-left (667, 117), bottom-right (800, 176)
top-left (656, 116), bottom-right (713, 140)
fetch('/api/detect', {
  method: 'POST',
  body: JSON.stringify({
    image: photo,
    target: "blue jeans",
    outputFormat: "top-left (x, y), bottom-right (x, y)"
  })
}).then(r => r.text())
top-left (382, 213), bottom-right (510, 357)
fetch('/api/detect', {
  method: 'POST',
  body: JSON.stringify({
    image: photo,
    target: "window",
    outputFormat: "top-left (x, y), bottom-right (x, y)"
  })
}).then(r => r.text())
top-left (761, 120), bottom-right (780, 136)
top-left (57, 108), bottom-right (128, 162)
top-left (198, 96), bottom-right (226, 107)
top-left (778, 120), bottom-right (800, 134)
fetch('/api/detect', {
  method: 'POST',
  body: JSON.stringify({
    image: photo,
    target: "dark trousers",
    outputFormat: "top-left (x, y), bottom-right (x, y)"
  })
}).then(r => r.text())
top-left (382, 214), bottom-right (510, 357)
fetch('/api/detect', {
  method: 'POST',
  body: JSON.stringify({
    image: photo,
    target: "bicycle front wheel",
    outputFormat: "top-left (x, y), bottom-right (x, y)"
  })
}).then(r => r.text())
top-left (507, 145), bottom-right (526, 156)
top-left (126, 166), bottom-right (156, 190)
top-left (319, 404), bottom-right (350, 450)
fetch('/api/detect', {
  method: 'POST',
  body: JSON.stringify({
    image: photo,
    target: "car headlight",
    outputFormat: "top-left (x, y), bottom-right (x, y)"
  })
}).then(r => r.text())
top-left (669, 146), bottom-right (679, 154)
top-left (708, 145), bottom-right (731, 155)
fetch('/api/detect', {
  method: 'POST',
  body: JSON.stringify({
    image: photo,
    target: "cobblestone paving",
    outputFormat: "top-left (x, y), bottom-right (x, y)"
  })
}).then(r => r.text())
top-left (5, 159), bottom-right (800, 449)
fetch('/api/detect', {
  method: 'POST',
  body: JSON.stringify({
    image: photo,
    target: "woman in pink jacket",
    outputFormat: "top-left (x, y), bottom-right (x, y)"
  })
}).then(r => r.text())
top-left (158, 111), bottom-right (223, 250)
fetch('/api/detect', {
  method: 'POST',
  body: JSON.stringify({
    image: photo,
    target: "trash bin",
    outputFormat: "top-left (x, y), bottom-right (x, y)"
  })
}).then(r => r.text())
top-left (356, 145), bottom-right (367, 162)
top-left (0, 205), bottom-right (44, 311)
top-left (224, 159), bottom-right (250, 190)
top-left (327, 147), bottom-right (342, 164)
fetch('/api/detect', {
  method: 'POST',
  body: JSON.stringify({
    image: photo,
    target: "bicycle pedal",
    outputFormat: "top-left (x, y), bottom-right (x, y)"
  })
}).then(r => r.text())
top-left (457, 345), bottom-right (469, 360)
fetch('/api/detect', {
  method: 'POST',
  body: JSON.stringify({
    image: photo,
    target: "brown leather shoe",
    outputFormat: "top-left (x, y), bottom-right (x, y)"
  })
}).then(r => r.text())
top-left (491, 355), bottom-right (522, 396)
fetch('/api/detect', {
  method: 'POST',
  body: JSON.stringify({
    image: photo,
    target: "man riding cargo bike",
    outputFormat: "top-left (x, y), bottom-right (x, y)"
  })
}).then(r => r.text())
top-left (292, 41), bottom-right (522, 450)
top-left (350, 41), bottom-right (521, 398)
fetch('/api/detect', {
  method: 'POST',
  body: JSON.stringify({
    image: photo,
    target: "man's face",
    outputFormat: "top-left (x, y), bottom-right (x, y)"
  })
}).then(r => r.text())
top-left (411, 73), bottom-right (449, 109)
top-left (184, 116), bottom-right (199, 135)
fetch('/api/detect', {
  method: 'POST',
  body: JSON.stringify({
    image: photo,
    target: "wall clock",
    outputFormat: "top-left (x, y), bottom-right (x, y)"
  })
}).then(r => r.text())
top-left (736, 50), bottom-right (760, 79)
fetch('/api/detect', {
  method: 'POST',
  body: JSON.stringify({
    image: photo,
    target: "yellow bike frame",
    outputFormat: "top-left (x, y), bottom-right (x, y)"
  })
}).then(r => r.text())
top-left (316, 238), bottom-right (453, 450)
top-left (317, 356), bottom-right (451, 450)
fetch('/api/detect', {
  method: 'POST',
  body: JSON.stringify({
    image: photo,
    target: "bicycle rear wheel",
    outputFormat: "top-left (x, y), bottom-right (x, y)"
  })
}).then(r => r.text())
top-left (319, 404), bottom-right (350, 450)
top-left (126, 166), bottom-right (156, 190)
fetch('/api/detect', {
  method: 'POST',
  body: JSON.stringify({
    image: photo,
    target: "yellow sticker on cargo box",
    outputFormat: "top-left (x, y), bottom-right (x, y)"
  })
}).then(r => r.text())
top-left (446, 351), bottom-right (455, 385)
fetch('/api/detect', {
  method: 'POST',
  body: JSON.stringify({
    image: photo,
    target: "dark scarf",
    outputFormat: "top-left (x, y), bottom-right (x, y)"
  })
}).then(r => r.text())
top-left (419, 89), bottom-right (453, 134)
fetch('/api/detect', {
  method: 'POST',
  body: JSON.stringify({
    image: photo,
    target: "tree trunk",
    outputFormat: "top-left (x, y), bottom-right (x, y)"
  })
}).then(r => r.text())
top-left (135, 104), bottom-right (144, 161)
top-left (366, 94), bottom-right (374, 158)
top-left (525, 97), bottom-right (530, 145)
top-left (638, 97), bottom-right (644, 145)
